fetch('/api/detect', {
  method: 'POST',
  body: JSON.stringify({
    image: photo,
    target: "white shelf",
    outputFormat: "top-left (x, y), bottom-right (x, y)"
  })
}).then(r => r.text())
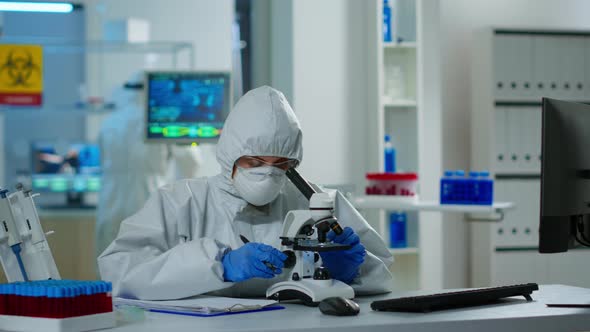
top-left (383, 99), bottom-right (418, 108)
top-left (389, 247), bottom-right (419, 255)
top-left (352, 195), bottom-right (515, 213)
top-left (384, 41), bottom-right (417, 49)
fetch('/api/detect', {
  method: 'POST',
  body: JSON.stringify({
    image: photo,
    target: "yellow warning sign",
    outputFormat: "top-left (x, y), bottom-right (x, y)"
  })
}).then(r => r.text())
top-left (0, 44), bottom-right (43, 106)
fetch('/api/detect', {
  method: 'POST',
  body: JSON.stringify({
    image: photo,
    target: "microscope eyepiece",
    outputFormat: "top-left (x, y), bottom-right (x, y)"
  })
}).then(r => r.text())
top-left (330, 221), bottom-right (344, 235)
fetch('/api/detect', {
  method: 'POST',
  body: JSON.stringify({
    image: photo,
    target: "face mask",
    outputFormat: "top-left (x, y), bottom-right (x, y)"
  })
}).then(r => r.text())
top-left (232, 166), bottom-right (287, 206)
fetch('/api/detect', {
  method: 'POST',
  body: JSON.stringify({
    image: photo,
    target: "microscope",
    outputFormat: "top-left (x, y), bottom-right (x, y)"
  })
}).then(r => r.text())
top-left (0, 184), bottom-right (60, 282)
top-left (266, 169), bottom-right (355, 305)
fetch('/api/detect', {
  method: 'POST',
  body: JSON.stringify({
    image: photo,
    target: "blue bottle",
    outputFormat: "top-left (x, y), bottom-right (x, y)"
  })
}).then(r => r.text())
top-left (384, 135), bottom-right (396, 173)
top-left (389, 212), bottom-right (407, 248)
top-left (383, 0), bottom-right (392, 42)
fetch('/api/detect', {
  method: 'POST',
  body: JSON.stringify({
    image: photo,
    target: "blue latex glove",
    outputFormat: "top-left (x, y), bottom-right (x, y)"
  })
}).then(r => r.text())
top-left (319, 227), bottom-right (366, 284)
top-left (222, 243), bottom-right (287, 282)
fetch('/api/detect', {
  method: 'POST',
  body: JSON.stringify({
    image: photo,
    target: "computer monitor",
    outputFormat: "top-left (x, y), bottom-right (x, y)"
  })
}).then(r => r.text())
top-left (539, 98), bottom-right (590, 253)
top-left (145, 71), bottom-right (231, 143)
top-left (31, 142), bottom-right (101, 193)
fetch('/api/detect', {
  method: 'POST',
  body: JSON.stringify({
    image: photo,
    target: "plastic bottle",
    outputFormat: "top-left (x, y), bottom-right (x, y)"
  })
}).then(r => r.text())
top-left (383, 0), bottom-right (392, 42)
top-left (389, 212), bottom-right (407, 248)
top-left (384, 135), bottom-right (397, 173)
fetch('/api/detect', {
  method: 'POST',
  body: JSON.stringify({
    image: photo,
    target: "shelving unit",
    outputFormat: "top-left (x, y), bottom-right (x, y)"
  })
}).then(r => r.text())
top-left (390, 247), bottom-right (419, 255)
top-left (383, 99), bottom-right (417, 108)
top-left (383, 42), bottom-right (418, 49)
top-left (353, 196), bottom-right (514, 213)
top-left (365, 0), bottom-right (421, 292)
top-left (470, 28), bottom-right (590, 288)
top-left (366, 0), bottom-right (445, 291)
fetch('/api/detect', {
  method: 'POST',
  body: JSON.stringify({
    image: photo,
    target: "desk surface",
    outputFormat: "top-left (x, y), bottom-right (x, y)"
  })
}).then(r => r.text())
top-left (111, 285), bottom-right (590, 332)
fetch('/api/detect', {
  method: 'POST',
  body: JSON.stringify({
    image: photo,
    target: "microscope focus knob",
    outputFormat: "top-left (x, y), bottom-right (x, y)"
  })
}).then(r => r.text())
top-left (313, 267), bottom-right (331, 280)
top-left (283, 250), bottom-right (296, 269)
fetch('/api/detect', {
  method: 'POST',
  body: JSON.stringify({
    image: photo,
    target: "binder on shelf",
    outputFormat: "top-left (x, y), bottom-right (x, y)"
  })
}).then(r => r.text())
top-left (516, 108), bottom-right (529, 171)
top-left (531, 36), bottom-right (547, 101)
top-left (544, 36), bottom-right (562, 100)
top-left (522, 107), bottom-right (539, 173)
top-left (493, 35), bottom-right (512, 100)
top-left (533, 106), bottom-right (543, 169)
top-left (506, 107), bottom-right (520, 172)
top-left (564, 36), bottom-right (586, 100)
top-left (494, 107), bottom-right (507, 172)
top-left (513, 36), bottom-right (534, 100)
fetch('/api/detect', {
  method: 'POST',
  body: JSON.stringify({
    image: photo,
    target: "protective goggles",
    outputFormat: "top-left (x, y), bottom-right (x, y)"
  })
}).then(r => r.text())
top-left (235, 156), bottom-right (299, 171)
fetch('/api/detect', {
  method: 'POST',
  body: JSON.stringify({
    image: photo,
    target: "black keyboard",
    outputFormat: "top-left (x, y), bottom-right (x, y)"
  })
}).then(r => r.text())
top-left (371, 283), bottom-right (539, 313)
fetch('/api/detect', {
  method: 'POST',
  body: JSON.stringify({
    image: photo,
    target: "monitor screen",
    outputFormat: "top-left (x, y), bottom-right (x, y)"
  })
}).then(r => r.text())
top-left (539, 98), bottom-right (590, 253)
top-left (31, 142), bottom-right (101, 193)
top-left (145, 71), bottom-right (231, 143)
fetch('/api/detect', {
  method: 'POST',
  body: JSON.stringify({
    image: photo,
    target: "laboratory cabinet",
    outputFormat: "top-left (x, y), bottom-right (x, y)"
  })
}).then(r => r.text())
top-left (470, 28), bottom-right (590, 287)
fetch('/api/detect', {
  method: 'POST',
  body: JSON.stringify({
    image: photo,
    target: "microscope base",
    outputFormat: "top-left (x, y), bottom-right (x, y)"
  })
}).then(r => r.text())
top-left (266, 279), bottom-right (355, 305)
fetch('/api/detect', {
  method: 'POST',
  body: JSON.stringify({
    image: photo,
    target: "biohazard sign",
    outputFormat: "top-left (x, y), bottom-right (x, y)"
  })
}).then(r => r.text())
top-left (0, 45), bottom-right (43, 106)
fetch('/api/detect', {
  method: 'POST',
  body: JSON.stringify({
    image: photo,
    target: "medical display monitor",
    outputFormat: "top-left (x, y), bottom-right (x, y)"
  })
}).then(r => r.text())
top-left (145, 71), bottom-right (231, 143)
top-left (31, 142), bottom-right (101, 193)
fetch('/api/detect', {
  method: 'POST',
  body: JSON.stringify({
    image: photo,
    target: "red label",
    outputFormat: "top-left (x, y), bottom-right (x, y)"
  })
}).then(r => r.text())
top-left (0, 92), bottom-right (42, 106)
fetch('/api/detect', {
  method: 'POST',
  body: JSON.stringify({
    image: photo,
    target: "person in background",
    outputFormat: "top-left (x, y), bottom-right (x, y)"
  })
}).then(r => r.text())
top-left (98, 86), bottom-right (393, 300)
top-left (95, 72), bottom-right (202, 258)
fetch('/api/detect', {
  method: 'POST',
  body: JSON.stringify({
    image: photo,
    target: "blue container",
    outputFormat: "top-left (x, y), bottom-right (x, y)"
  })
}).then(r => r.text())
top-left (389, 212), bottom-right (407, 248)
top-left (384, 135), bottom-right (397, 173)
top-left (440, 170), bottom-right (455, 203)
top-left (476, 171), bottom-right (494, 205)
top-left (383, 0), bottom-right (392, 42)
top-left (440, 170), bottom-right (493, 205)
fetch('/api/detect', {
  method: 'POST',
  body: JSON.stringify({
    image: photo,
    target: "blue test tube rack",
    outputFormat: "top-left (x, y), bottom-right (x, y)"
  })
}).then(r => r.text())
top-left (440, 170), bottom-right (493, 205)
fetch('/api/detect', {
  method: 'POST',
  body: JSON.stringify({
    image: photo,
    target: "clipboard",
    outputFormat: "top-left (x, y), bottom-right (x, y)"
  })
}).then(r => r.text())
top-left (149, 305), bottom-right (285, 317)
top-left (114, 296), bottom-right (285, 318)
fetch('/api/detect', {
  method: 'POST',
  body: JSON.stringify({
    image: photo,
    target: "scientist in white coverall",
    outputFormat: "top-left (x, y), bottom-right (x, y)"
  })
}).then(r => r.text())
top-left (98, 86), bottom-right (393, 300)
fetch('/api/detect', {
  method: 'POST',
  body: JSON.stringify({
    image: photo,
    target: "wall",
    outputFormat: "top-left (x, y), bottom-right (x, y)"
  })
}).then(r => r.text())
top-left (270, 0), bottom-right (294, 104)
top-left (83, 0), bottom-right (234, 177)
top-left (250, 0), bottom-right (271, 88)
top-left (285, 0), bottom-right (369, 189)
top-left (84, 0), bottom-right (232, 70)
top-left (440, 0), bottom-right (590, 287)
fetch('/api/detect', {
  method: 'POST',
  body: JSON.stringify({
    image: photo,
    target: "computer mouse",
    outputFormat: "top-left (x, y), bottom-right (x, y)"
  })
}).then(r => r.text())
top-left (318, 297), bottom-right (360, 316)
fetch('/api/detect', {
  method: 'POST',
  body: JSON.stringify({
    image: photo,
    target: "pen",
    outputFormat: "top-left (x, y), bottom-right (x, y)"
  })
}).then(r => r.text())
top-left (239, 235), bottom-right (250, 244)
top-left (240, 234), bottom-right (279, 272)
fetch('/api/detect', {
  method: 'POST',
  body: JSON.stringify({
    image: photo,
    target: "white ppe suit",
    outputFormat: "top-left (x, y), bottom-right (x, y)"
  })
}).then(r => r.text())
top-left (96, 83), bottom-right (202, 257)
top-left (98, 86), bottom-right (394, 300)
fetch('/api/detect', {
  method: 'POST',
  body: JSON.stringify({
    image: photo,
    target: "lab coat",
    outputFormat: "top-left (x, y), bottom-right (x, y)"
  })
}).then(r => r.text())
top-left (98, 86), bottom-right (394, 300)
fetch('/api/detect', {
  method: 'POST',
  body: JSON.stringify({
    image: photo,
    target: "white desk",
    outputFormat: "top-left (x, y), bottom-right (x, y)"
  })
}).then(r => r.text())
top-left (111, 285), bottom-right (590, 332)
